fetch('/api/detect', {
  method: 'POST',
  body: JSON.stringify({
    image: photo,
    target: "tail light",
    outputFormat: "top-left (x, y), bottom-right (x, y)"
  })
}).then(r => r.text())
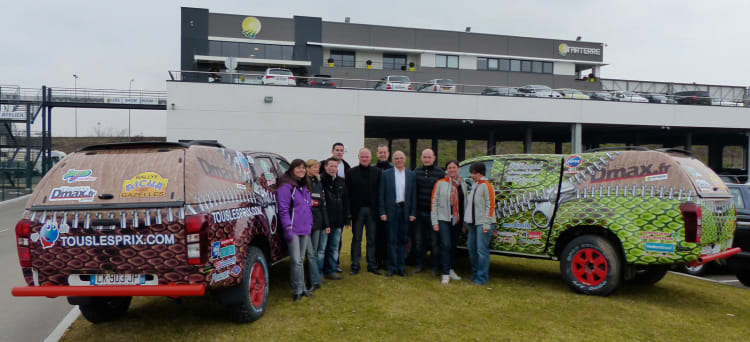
top-left (265, 75), bottom-right (273, 79)
top-left (691, 96), bottom-right (697, 101)
top-left (386, 84), bottom-right (392, 90)
top-left (434, 85), bottom-right (438, 91)
top-left (289, 77), bottom-right (296, 80)
top-left (185, 214), bottom-right (209, 265)
top-left (15, 219), bottom-right (31, 267)
top-left (680, 203), bottom-right (702, 243)
top-left (310, 81), bottom-right (318, 85)
top-left (408, 84), bottom-right (413, 91)
top-left (330, 82), bottom-right (336, 86)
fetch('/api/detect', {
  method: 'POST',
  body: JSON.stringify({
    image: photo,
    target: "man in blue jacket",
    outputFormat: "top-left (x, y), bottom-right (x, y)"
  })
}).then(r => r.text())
top-left (379, 151), bottom-right (417, 277)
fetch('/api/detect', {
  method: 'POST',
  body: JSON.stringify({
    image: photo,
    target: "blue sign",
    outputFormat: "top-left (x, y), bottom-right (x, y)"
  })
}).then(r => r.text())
top-left (220, 245), bottom-right (236, 258)
top-left (645, 242), bottom-right (675, 253)
top-left (211, 241), bottom-right (220, 259)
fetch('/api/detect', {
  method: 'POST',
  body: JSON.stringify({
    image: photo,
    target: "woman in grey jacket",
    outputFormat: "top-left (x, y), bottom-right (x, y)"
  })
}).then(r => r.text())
top-left (430, 160), bottom-right (465, 284)
top-left (463, 162), bottom-right (496, 285)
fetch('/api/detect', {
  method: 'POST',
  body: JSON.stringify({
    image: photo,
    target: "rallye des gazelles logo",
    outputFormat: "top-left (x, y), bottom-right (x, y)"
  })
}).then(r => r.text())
top-left (241, 17), bottom-right (262, 38)
top-left (49, 186), bottom-right (97, 202)
top-left (589, 163), bottom-right (671, 184)
top-left (121, 171), bottom-right (168, 198)
top-left (62, 169), bottom-right (96, 183)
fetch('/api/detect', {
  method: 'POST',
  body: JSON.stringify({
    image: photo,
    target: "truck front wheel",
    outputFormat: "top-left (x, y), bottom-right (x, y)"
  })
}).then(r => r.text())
top-left (560, 235), bottom-right (622, 296)
top-left (228, 246), bottom-right (269, 323)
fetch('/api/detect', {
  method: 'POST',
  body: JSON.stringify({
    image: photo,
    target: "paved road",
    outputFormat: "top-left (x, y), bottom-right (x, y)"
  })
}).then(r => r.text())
top-left (703, 273), bottom-right (749, 289)
top-left (0, 196), bottom-right (73, 342)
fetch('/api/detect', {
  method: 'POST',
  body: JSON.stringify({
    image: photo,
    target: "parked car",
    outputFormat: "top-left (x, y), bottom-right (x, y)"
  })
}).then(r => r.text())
top-left (374, 75), bottom-right (412, 91)
top-left (12, 141), bottom-right (290, 323)
top-left (640, 93), bottom-right (671, 104)
top-left (673, 91), bottom-right (712, 105)
top-left (302, 74), bottom-right (336, 88)
top-left (711, 98), bottom-right (743, 107)
top-left (458, 148), bottom-right (738, 296)
top-left (418, 79), bottom-right (456, 93)
top-left (612, 91), bottom-right (649, 103)
top-left (726, 184), bottom-right (750, 286)
top-left (262, 68), bottom-right (296, 86)
top-left (555, 88), bottom-right (591, 100)
top-left (517, 85), bottom-right (562, 98)
top-left (587, 91), bottom-right (614, 101)
top-left (481, 87), bottom-right (522, 96)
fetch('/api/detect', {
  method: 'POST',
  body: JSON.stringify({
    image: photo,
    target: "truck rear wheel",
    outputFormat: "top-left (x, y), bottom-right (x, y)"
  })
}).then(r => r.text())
top-left (78, 296), bottom-right (132, 324)
top-left (560, 235), bottom-right (622, 296)
top-left (229, 246), bottom-right (269, 323)
top-left (679, 263), bottom-right (707, 276)
top-left (737, 270), bottom-right (750, 287)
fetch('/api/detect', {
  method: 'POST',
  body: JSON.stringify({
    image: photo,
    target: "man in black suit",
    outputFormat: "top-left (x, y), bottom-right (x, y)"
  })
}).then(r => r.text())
top-left (346, 148), bottom-right (381, 275)
top-left (378, 151), bottom-right (416, 277)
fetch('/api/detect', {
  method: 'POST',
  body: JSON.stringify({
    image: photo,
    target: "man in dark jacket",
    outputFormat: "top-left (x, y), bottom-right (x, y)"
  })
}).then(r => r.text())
top-left (374, 144), bottom-right (393, 269)
top-left (320, 142), bottom-right (351, 178)
top-left (379, 151), bottom-right (416, 277)
top-left (346, 148), bottom-right (382, 275)
top-left (414, 149), bottom-right (446, 275)
top-left (320, 158), bottom-right (350, 280)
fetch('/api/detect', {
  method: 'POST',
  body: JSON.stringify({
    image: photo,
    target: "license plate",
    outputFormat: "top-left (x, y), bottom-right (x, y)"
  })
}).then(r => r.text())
top-left (91, 274), bottom-right (146, 286)
top-left (442, 86), bottom-right (451, 91)
top-left (277, 77), bottom-right (287, 81)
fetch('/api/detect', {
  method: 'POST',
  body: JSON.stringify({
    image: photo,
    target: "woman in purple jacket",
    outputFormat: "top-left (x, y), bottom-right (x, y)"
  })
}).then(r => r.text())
top-left (278, 159), bottom-right (314, 302)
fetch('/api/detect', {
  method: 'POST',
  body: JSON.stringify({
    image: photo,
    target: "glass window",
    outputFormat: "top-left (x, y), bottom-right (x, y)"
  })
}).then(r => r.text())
top-left (276, 158), bottom-right (290, 174)
top-left (265, 45), bottom-right (282, 59)
top-left (543, 62), bottom-right (553, 74)
top-left (383, 54), bottom-right (407, 70)
top-left (521, 60), bottom-right (532, 73)
top-left (282, 46), bottom-right (294, 60)
top-left (209, 41), bottom-right (222, 56)
top-left (477, 58), bottom-right (488, 70)
top-left (247, 44), bottom-right (263, 58)
top-left (499, 59), bottom-right (510, 71)
top-left (488, 59), bottom-right (498, 70)
top-left (239, 43), bottom-right (252, 58)
top-left (435, 55), bottom-right (447, 68)
top-left (532, 61), bottom-right (543, 73)
top-left (459, 160), bottom-right (495, 192)
top-left (447, 55), bottom-right (459, 68)
top-left (510, 60), bottom-right (521, 72)
top-left (331, 50), bottom-right (355, 67)
top-left (221, 42), bottom-right (239, 57)
top-left (731, 188), bottom-right (745, 209)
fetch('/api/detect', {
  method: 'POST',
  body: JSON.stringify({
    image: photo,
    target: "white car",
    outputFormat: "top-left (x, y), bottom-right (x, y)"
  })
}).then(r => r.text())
top-left (374, 75), bottom-right (412, 91)
top-left (418, 79), bottom-right (456, 93)
top-left (262, 68), bottom-right (296, 86)
top-left (612, 91), bottom-right (648, 103)
top-left (712, 98), bottom-right (744, 107)
top-left (517, 85), bottom-right (562, 98)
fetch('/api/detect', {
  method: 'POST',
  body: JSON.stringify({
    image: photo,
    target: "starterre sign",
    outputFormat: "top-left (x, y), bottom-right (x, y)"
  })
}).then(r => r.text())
top-left (558, 43), bottom-right (601, 57)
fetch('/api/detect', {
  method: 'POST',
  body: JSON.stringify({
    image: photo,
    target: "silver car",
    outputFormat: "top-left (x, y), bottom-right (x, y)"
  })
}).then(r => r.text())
top-left (517, 85), bottom-right (562, 98)
top-left (374, 75), bottom-right (412, 91)
top-left (418, 79), bottom-right (456, 93)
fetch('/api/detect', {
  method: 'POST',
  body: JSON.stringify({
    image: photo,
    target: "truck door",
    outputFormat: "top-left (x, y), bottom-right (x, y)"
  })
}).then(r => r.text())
top-left (494, 156), bottom-right (563, 254)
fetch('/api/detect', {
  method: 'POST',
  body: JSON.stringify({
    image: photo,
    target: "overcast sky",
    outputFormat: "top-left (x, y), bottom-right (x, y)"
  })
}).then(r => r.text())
top-left (2, 1), bottom-right (748, 137)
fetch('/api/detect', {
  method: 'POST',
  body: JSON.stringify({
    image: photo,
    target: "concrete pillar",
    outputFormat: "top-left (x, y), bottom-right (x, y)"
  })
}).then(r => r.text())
top-left (431, 138), bottom-right (439, 160)
top-left (746, 132), bottom-right (750, 181)
top-left (457, 139), bottom-right (466, 161)
top-left (409, 138), bottom-right (417, 169)
top-left (487, 130), bottom-right (496, 155)
top-left (571, 123), bottom-right (583, 154)
top-left (634, 133), bottom-right (642, 147)
top-left (554, 141), bottom-right (563, 154)
top-left (684, 132), bottom-right (693, 152)
top-left (523, 128), bottom-right (533, 154)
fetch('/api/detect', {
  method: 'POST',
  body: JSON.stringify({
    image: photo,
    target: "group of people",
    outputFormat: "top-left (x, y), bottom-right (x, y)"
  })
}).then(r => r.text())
top-left (277, 142), bottom-right (496, 302)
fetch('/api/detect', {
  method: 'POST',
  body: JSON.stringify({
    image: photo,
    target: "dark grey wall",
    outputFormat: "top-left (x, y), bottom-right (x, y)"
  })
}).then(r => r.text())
top-left (294, 16), bottom-right (322, 76)
top-left (181, 7), bottom-right (209, 78)
top-left (208, 13), bottom-right (294, 41)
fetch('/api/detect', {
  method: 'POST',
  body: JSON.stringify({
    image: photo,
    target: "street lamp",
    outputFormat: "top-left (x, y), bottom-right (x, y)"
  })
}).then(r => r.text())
top-left (129, 78), bottom-right (134, 137)
top-left (73, 74), bottom-right (78, 137)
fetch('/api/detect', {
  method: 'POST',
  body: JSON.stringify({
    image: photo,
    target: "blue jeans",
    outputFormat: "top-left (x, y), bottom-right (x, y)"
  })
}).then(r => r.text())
top-left (306, 231), bottom-right (321, 286)
top-left (316, 229), bottom-right (329, 273)
top-left (288, 235), bottom-right (308, 295)
top-left (323, 228), bottom-right (343, 275)
top-left (467, 223), bottom-right (495, 284)
top-left (438, 220), bottom-right (460, 275)
top-left (387, 206), bottom-right (409, 273)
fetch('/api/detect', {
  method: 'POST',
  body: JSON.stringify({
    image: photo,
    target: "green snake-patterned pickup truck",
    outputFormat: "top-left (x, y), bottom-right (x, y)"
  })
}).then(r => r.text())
top-left (459, 149), bottom-right (740, 296)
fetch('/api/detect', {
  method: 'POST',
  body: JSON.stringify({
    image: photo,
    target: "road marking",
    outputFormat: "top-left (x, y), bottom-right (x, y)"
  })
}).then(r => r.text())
top-left (44, 306), bottom-right (79, 342)
top-left (719, 279), bottom-right (740, 283)
top-left (0, 229), bottom-right (8, 233)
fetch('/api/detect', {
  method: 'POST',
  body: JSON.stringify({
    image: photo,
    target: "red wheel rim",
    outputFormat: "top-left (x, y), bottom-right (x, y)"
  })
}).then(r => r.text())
top-left (249, 262), bottom-right (266, 308)
top-left (571, 248), bottom-right (608, 286)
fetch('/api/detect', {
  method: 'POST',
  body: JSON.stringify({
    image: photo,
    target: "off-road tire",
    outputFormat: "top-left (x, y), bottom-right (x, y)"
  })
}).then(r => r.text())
top-left (78, 296), bottom-right (132, 324)
top-left (631, 265), bottom-right (669, 285)
top-left (228, 246), bottom-right (269, 323)
top-left (736, 270), bottom-right (750, 287)
top-left (679, 263), bottom-right (708, 276)
top-left (560, 235), bottom-right (622, 296)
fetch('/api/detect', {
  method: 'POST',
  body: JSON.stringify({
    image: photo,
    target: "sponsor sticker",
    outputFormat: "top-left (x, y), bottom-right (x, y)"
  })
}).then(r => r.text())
top-left (211, 241), bottom-right (221, 259)
top-left (214, 256), bottom-right (237, 270)
top-left (211, 207), bottom-right (262, 224)
top-left (62, 169), bottom-right (96, 183)
top-left (221, 238), bottom-right (234, 246)
top-left (645, 173), bottom-right (669, 182)
top-left (590, 163), bottom-right (672, 184)
top-left (236, 183), bottom-right (247, 190)
top-left (566, 155), bottom-right (583, 168)
top-left (644, 242), bottom-right (675, 253)
top-left (694, 179), bottom-right (713, 192)
top-left (59, 234), bottom-right (175, 247)
top-left (528, 231), bottom-right (542, 239)
top-left (221, 245), bottom-right (236, 258)
top-left (495, 231), bottom-right (518, 237)
top-left (211, 270), bottom-right (230, 283)
top-left (518, 238), bottom-right (543, 246)
top-left (121, 171), bottom-right (168, 198)
top-left (501, 221), bottom-right (534, 229)
top-left (31, 220), bottom-right (60, 249)
top-left (49, 186), bottom-right (97, 202)
top-left (641, 231), bottom-right (675, 241)
top-left (232, 265), bottom-right (241, 276)
top-left (502, 236), bottom-right (516, 245)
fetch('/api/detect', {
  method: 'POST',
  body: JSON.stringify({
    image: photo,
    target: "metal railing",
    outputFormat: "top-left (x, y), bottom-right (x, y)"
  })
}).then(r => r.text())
top-left (0, 85), bottom-right (167, 105)
top-left (167, 70), bottom-right (748, 107)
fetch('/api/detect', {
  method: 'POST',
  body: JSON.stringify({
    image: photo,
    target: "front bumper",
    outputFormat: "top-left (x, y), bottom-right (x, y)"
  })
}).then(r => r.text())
top-left (12, 284), bottom-right (205, 298)
top-left (685, 247), bottom-right (742, 267)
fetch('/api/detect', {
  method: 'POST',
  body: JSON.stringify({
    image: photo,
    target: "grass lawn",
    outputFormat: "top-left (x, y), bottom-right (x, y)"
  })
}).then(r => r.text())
top-left (62, 229), bottom-right (749, 342)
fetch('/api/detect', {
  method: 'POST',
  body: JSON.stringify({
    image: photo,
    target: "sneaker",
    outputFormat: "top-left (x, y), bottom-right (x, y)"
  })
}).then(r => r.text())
top-left (449, 269), bottom-right (461, 280)
top-left (325, 273), bottom-right (342, 280)
top-left (441, 275), bottom-right (450, 284)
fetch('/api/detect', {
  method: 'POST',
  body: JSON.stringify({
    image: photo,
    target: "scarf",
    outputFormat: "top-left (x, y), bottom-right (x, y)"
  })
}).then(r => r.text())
top-left (450, 176), bottom-right (461, 225)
